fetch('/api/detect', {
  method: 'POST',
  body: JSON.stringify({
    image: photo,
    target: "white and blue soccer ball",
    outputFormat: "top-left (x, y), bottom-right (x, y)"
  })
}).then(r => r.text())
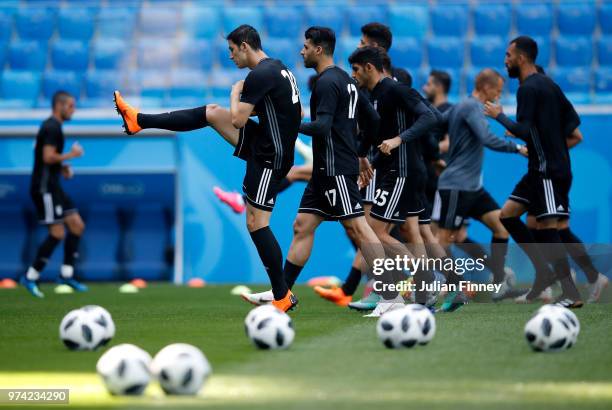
top-left (59, 308), bottom-right (107, 351)
top-left (244, 305), bottom-right (295, 350)
top-left (376, 307), bottom-right (423, 349)
top-left (524, 310), bottom-right (575, 352)
top-left (151, 343), bottom-right (212, 395)
top-left (537, 304), bottom-right (580, 345)
top-left (96, 344), bottom-right (152, 396)
top-left (404, 304), bottom-right (436, 345)
top-left (81, 305), bottom-right (115, 346)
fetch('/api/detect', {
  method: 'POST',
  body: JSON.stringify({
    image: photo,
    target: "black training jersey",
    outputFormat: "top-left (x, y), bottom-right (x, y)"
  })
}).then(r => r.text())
top-left (31, 117), bottom-right (64, 194)
top-left (369, 77), bottom-right (429, 177)
top-left (309, 66), bottom-right (362, 176)
top-left (517, 73), bottom-right (580, 178)
top-left (390, 66), bottom-right (412, 87)
top-left (240, 58), bottom-right (302, 171)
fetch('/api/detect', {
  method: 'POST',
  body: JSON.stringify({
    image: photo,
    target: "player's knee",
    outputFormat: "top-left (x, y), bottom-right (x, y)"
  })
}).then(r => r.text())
top-left (206, 104), bottom-right (220, 123)
top-left (292, 215), bottom-right (314, 238)
top-left (49, 224), bottom-right (65, 240)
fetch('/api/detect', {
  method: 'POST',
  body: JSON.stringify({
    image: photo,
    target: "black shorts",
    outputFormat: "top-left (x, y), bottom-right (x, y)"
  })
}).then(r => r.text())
top-left (233, 119), bottom-right (257, 161)
top-left (370, 172), bottom-right (425, 223)
top-left (359, 169), bottom-right (377, 204)
top-left (31, 188), bottom-right (76, 225)
top-left (418, 190), bottom-right (432, 225)
top-left (509, 173), bottom-right (571, 220)
top-left (242, 160), bottom-right (287, 211)
top-left (436, 188), bottom-right (499, 230)
top-left (299, 174), bottom-right (364, 220)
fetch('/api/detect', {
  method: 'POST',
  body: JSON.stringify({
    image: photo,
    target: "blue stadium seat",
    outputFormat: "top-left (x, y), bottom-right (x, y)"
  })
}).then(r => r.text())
top-left (515, 4), bottom-right (553, 37)
top-left (177, 39), bottom-right (213, 70)
top-left (473, 3), bottom-right (511, 37)
top-left (80, 205), bottom-right (121, 281)
top-left (347, 5), bottom-right (387, 37)
top-left (431, 5), bottom-right (468, 37)
top-left (84, 70), bottom-right (121, 99)
top-left (0, 207), bottom-right (27, 279)
top-left (265, 6), bottom-right (302, 39)
top-left (216, 39), bottom-right (236, 69)
top-left (168, 69), bottom-right (207, 100)
top-left (97, 7), bottom-right (136, 39)
top-left (15, 7), bottom-right (56, 40)
top-left (0, 70), bottom-right (41, 107)
top-left (557, 3), bottom-right (596, 36)
top-left (389, 37), bottom-right (422, 70)
top-left (183, 6), bottom-right (220, 39)
top-left (124, 204), bottom-right (171, 281)
top-left (266, 38), bottom-right (299, 69)
top-left (470, 36), bottom-right (505, 68)
top-left (8, 40), bottom-right (47, 70)
top-left (223, 7), bottom-right (263, 34)
top-left (208, 68), bottom-right (242, 98)
top-left (555, 36), bottom-right (593, 67)
top-left (600, 3), bottom-right (612, 35)
top-left (594, 67), bottom-right (612, 102)
top-left (57, 7), bottom-right (94, 40)
top-left (137, 38), bottom-right (174, 70)
top-left (132, 69), bottom-right (168, 100)
top-left (597, 36), bottom-right (612, 66)
top-left (93, 38), bottom-right (127, 70)
top-left (0, 11), bottom-right (13, 42)
top-left (0, 43), bottom-right (6, 68)
top-left (336, 36), bottom-right (360, 68)
top-left (427, 37), bottom-right (464, 69)
top-left (389, 5), bottom-right (428, 39)
top-left (551, 67), bottom-right (592, 104)
top-left (139, 7), bottom-right (179, 38)
top-left (305, 6), bottom-right (345, 37)
top-left (51, 40), bottom-right (88, 71)
top-left (42, 70), bottom-right (82, 101)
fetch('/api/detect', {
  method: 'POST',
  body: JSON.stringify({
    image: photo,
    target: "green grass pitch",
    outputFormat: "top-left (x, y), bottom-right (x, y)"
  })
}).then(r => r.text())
top-left (0, 284), bottom-right (611, 410)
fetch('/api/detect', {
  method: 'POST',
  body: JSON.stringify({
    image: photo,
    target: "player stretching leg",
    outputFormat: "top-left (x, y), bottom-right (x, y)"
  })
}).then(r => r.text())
top-left (114, 25), bottom-right (302, 311)
top-left (22, 91), bottom-right (88, 297)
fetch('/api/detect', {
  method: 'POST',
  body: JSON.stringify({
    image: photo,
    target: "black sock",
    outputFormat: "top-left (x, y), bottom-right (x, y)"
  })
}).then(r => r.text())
top-left (32, 235), bottom-right (61, 272)
top-left (249, 227), bottom-right (288, 300)
top-left (277, 177), bottom-right (292, 194)
top-left (490, 237), bottom-right (509, 283)
top-left (558, 228), bottom-right (599, 283)
top-left (458, 239), bottom-right (488, 262)
top-left (341, 266), bottom-right (362, 296)
top-left (283, 260), bottom-right (303, 290)
top-left (137, 106), bottom-right (208, 132)
top-left (63, 233), bottom-right (80, 267)
top-left (535, 229), bottom-right (581, 300)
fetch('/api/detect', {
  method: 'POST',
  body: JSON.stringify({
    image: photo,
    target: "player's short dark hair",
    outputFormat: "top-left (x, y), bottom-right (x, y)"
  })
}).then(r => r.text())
top-left (381, 51), bottom-right (392, 72)
top-left (475, 68), bottom-right (504, 91)
top-left (510, 36), bottom-right (538, 63)
top-left (348, 46), bottom-right (385, 72)
top-left (226, 24), bottom-right (261, 51)
top-left (361, 22), bottom-right (392, 51)
top-left (305, 26), bottom-right (336, 56)
top-left (430, 70), bottom-right (451, 95)
top-left (52, 90), bottom-right (73, 109)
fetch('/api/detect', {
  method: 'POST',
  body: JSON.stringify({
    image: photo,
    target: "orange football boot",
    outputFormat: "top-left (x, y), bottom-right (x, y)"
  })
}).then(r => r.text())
top-left (113, 90), bottom-right (142, 135)
top-left (313, 285), bottom-right (352, 307)
top-left (271, 290), bottom-right (298, 312)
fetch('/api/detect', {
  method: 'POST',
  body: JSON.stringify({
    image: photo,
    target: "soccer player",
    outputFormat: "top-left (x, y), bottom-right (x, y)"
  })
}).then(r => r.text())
top-left (435, 69), bottom-right (528, 301)
top-left (483, 36), bottom-right (583, 308)
top-left (114, 25), bottom-right (302, 311)
top-left (21, 91), bottom-right (88, 298)
top-left (359, 22), bottom-right (412, 86)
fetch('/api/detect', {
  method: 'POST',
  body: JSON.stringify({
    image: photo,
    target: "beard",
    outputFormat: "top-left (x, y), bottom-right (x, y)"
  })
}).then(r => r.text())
top-left (425, 93), bottom-right (435, 103)
top-left (303, 57), bottom-right (316, 69)
top-left (507, 65), bottom-right (520, 78)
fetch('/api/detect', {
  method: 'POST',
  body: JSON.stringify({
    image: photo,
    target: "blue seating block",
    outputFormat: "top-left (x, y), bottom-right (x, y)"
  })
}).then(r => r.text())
top-left (93, 38), bottom-right (127, 70)
top-left (265, 6), bottom-right (302, 38)
top-left (58, 7), bottom-right (94, 40)
top-left (139, 7), bottom-right (179, 37)
top-left (594, 67), bottom-right (612, 102)
top-left (551, 67), bottom-right (592, 104)
top-left (389, 37), bottom-right (422, 69)
top-left (0, 207), bottom-right (27, 279)
top-left (183, 6), bottom-right (221, 39)
top-left (51, 40), bottom-right (88, 71)
top-left (557, 3), bottom-right (596, 36)
top-left (0, 70), bottom-right (41, 106)
top-left (223, 7), bottom-right (263, 34)
top-left (169, 69), bottom-right (207, 99)
top-left (470, 36), bottom-right (505, 68)
top-left (178, 39), bottom-right (213, 70)
top-left (265, 38), bottom-right (298, 69)
top-left (85, 70), bottom-right (121, 99)
top-left (597, 36), bottom-right (612, 66)
top-left (137, 38), bottom-right (174, 70)
top-left (305, 6), bottom-right (345, 37)
top-left (389, 5), bottom-right (428, 38)
top-left (533, 36), bottom-right (551, 68)
top-left (15, 7), bottom-right (56, 40)
top-left (600, 3), bottom-right (612, 35)
top-left (428, 37), bottom-right (464, 69)
top-left (515, 4), bottom-right (553, 37)
top-left (431, 5), bottom-right (468, 37)
top-left (473, 4), bottom-right (511, 37)
top-left (97, 7), bottom-right (136, 39)
top-left (347, 5), bottom-right (387, 37)
top-left (0, 10), bottom-right (13, 42)
top-left (42, 70), bottom-right (82, 100)
top-left (555, 36), bottom-right (592, 67)
top-left (9, 40), bottom-right (47, 70)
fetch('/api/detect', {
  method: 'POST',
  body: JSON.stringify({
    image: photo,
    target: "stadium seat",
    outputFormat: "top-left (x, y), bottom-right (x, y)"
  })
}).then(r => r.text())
top-left (532, 36), bottom-right (551, 68)
top-left (208, 68), bottom-right (242, 98)
top-left (0, 70), bottom-right (41, 108)
top-left (597, 36), bottom-right (612, 66)
top-left (557, 3), bottom-right (596, 36)
top-left (347, 5), bottom-right (387, 37)
top-left (216, 39), bottom-right (236, 69)
top-left (0, 44), bottom-right (6, 68)
top-left (183, 6), bottom-right (221, 39)
top-left (266, 38), bottom-right (299, 69)
top-left (265, 6), bottom-right (302, 39)
top-left (594, 67), bottom-right (612, 102)
top-left (168, 69), bottom-right (207, 102)
top-left (14, 7), bottom-right (56, 40)
top-left (177, 39), bottom-right (213, 70)
top-left (473, 3), bottom-right (511, 37)
top-left (51, 40), bottom-right (88, 71)
top-left (431, 5), bottom-right (468, 37)
top-left (57, 7), bottom-right (95, 40)
top-left (137, 38), bottom-right (175, 70)
top-left (80, 205), bottom-right (121, 281)
top-left (0, 11), bottom-right (12, 42)
top-left (600, 3), bottom-right (612, 35)
top-left (515, 4), bottom-right (553, 37)
top-left (555, 36), bottom-right (593, 67)
top-left (305, 6), bottom-right (345, 37)
top-left (336, 36), bottom-right (360, 68)
top-left (93, 38), bottom-right (127, 70)
top-left (84, 70), bottom-right (121, 99)
top-left (389, 37), bottom-right (422, 70)
top-left (136, 69), bottom-right (169, 100)
top-left (42, 70), bottom-right (82, 101)
top-left (470, 36), bottom-right (505, 68)
top-left (223, 7), bottom-right (263, 34)
top-left (124, 204), bottom-right (171, 281)
top-left (427, 37), bottom-right (464, 69)
top-left (0, 207), bottom-right (27, 280)
top-left (389, 5), bottom-right (428, 38)
top-left (97, 7), bottom-right (136, 39)
top-left (8, 40), bottom-right (47, 70)
top-left (551, 67), bottom-right (592, 104)
top-left (139, 7), bottom-right (179, 38)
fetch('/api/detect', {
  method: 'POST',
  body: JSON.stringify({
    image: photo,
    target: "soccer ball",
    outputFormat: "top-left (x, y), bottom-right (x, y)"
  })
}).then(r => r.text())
top-left (404, 304), bottom-right (436, 345)
top-left (537, 304), bottom-right (580, 343)
top-left (244, 305), bottom-right (295, 350)
top-left (81, 305), bottom-right (115, 346)
top-left (524, 311), bottom-right (574, 352)
top-left (59, 309), bottom-right (107, 350)
top-left (376, 307), bottom-right (422, 349)
top-left (151, 343), bottom-right (212, 395)
top-left (96, 344), bottom-right (152, 395)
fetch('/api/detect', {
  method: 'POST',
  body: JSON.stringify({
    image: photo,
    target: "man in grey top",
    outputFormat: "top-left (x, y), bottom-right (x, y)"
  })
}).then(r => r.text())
top-left (434, 69), bottom-right (527, 300)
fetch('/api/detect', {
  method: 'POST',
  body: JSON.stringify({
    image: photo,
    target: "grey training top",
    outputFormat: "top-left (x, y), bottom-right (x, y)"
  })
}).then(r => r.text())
top-left (438, 97), bottom-right (519, 191)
